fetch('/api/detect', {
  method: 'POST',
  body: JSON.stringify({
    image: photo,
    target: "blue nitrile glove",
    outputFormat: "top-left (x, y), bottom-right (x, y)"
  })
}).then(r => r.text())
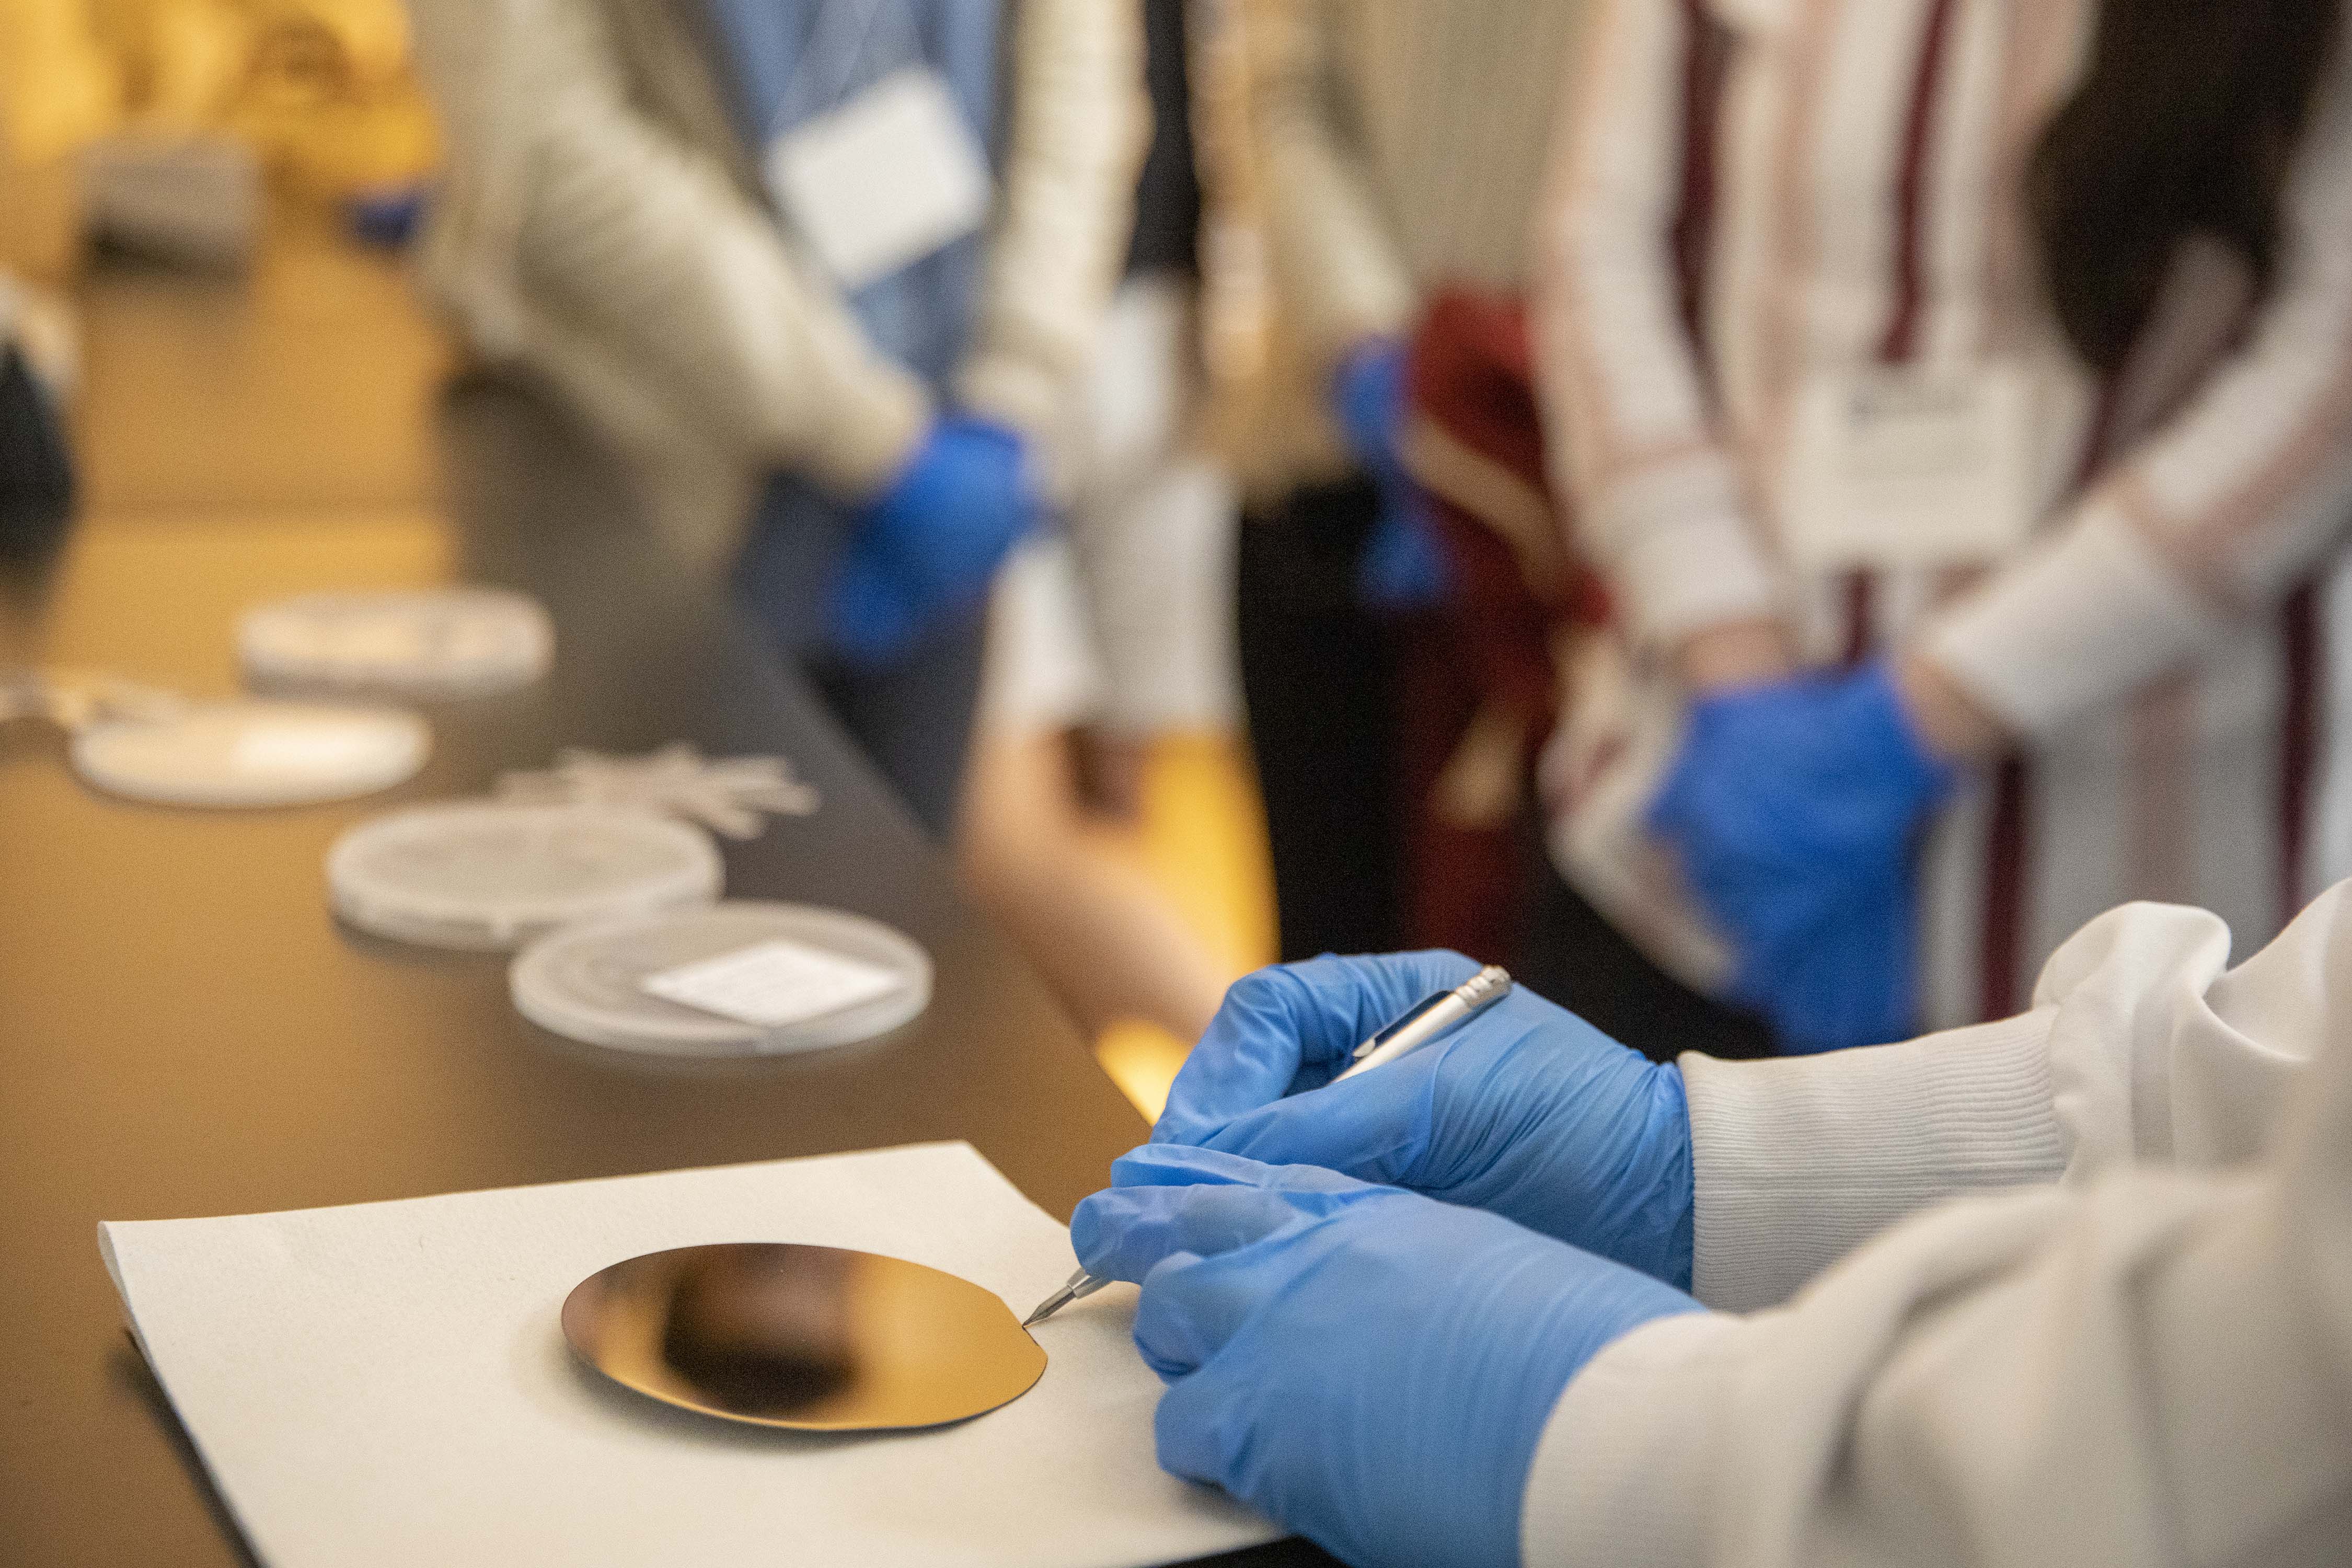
top-left (1648, 658), bottom-right (1958, 1052)
top-left (1154, 951), bottom-right (1695, 1287)
top-left (1331, 337), bottom-right (1450, 611)
top-left (1073, 1145), bottom-right (1705, 1568)
top-left (826, 416), bottom-right (1037, 663)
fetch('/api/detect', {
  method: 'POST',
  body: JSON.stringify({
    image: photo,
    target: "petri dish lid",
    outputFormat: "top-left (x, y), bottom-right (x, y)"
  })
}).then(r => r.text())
top-left (238, 589), bottom-right (554, 698)
top-left (329, 802), bottom-right (723, 952)
top-left (71, 701), bottom-right (430, 808)
top-left (511, 901), bottom-right (932, 1058)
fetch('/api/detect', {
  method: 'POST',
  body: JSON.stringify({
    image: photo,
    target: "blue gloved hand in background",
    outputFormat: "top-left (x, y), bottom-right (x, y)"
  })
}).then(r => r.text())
top-left (1330, 336), bottom-right (1450, 611)
top-left (1074, 1145), bottom-right (1705, 1568)
top-left (1152, 951), bottom-right (1696, 1287)
top-left (1648, 658), bottom-right (1957, 1051)
top-left (826, 416), bottom-right (1036, 663)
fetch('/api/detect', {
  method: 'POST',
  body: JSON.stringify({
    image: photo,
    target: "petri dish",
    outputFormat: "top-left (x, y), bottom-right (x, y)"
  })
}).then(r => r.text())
top-left (239, 589), bottom-right (554, 698)
top-left (71, 701), bottom-right (429, 808)
top-left (328, 802), bottom-right (723, 951)
top-left (511, 901), bottom-right (931, 1058)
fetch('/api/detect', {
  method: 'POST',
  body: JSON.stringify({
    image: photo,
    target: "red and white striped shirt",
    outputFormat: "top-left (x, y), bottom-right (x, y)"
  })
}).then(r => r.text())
top-left (1532, 0), bottom-right (2352, 1027)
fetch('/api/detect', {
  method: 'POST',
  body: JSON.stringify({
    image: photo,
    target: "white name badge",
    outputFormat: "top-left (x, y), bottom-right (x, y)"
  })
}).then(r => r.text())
top-left (1779, 361), bottom-right (2037, 570)
top-left (766, 67), bottom-right (992, 292)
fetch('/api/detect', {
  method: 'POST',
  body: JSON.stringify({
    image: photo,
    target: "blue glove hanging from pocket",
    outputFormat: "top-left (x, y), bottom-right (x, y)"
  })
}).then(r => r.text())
top-left (1330, 337), bottom-right (1451, 612)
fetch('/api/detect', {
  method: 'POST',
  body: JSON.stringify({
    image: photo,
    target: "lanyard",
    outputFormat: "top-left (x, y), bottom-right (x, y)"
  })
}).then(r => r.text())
top-left (769, 0), bottom-right (923, 138)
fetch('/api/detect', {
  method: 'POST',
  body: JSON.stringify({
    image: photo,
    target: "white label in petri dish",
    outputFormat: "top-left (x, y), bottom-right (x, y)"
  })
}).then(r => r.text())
top-left (642, 939), bottom-right (906, 1028)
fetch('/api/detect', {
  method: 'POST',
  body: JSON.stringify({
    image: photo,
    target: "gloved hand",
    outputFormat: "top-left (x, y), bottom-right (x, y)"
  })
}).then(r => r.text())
top-left (826, 416), bottom-right (1036, 663)
top-left (1073, 1145), bottom-right (1705, 1568)
top-left (1648, 658), bottom-right (1958, 1051)
top-left (1153, 951), bottom-right (1695, 1286)
top-left (1331, 336), bottom-right (1450, 611)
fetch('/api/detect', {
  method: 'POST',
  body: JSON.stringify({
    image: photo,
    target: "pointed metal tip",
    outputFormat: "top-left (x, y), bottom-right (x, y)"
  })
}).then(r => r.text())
top-left (1021, 1287), bottom-right (1071, 1330)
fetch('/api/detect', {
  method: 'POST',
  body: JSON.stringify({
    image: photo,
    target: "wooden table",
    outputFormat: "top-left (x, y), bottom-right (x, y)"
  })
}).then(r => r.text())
top-left (0, 381), bottom-right (1325, 1567)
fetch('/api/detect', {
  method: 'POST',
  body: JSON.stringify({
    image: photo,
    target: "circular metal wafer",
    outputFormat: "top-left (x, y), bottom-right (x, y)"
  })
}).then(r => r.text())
top-left (561, 1243), bottom-right (1045, 1431)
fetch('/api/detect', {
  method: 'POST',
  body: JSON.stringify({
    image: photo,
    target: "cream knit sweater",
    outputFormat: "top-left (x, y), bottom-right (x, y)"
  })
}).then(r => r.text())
top-left (407, 0), bottom-right (1144, 570)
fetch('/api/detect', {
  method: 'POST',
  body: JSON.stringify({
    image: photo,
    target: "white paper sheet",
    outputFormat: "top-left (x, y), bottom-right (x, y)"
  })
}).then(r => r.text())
top-left (99, 1143), bottom-right (1278, 1568)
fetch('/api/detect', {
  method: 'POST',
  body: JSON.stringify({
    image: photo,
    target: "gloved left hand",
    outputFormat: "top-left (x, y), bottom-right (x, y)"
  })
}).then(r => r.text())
top-left (1648, 658), bottom-right (1957, 1051)
top-left (826, 416), bottom-right (1038, 663)
top-left (1073, 1145), bottom-right (1705, 1568)
top-left (1331, 336), bottom-right (1450, 611)
top-left (1153, 951), bottom-right (1697, 1288)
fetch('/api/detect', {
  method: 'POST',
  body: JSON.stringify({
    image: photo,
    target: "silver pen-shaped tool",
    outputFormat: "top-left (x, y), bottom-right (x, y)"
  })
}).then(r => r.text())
top-left (1023, 965), bottom-right (1513, 1329)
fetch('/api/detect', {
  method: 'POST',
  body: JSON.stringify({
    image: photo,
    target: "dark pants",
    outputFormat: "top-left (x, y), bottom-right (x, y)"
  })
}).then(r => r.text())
top-left (798, 626), bottom-right (984, 839)
top-left (1237, 475), bottom-right (1775, 1060)
top-left (1515, 864), bottom-right (1779, 1063)
top-left (734, 476), bottom-right (984, 841)
top-left (1237, 478), bottom-right (1405, 960)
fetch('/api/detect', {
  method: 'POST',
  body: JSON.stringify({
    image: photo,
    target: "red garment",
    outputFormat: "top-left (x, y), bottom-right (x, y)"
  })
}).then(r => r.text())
top-left (1397, 290), bottom-right (1604, 961)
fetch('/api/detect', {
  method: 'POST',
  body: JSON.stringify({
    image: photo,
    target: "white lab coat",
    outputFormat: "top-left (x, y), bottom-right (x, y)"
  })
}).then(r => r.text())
top-left (1522, 881), bottom-right (2352, 1564)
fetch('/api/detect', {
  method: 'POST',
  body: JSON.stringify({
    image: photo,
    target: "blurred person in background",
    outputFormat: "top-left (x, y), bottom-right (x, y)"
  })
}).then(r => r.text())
top-left (1536, 0), bottom-right (2352, 1055)
top-left (1226, 0), bottom-right (1623, 995)
top-left (959, 0), bottom-right (1246, 1047)
top-left (407, 0), bottom-right (1144, 836)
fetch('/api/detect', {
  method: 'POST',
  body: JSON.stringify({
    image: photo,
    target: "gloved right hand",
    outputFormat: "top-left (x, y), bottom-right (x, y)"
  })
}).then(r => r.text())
top-left (1151, 952), bottom-right (1696, 1288)
top-left (1074, 1146), bottom-right (1705, 1568)
top-left (825, 416), bottom-right (1036, 663)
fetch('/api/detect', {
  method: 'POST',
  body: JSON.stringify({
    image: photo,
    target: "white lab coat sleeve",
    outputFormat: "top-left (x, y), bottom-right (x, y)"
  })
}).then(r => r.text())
top-left (1237, 0), bottom-right (1419, 374)
top-left (1919, 34), bottom-right (2352, 739)
top-left (1521, 885), bottom-right (2352, 1567)
top-left (1529, 0), bottom-right (1784, 652)
top-left (1680, 884), bottom-right (2330, 1312)
top-left (954, 0), bottom-right (1147, 444)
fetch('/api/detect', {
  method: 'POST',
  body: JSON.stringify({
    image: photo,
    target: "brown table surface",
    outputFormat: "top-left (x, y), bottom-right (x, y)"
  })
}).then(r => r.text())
top-left (0, 382), bottom-right (1329, 1568)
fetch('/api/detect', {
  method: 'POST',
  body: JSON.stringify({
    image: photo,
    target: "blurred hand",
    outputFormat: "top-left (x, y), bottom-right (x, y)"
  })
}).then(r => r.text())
top-left (1330, 336), bottom-right (1451, 611)
top-left (1675, 616), bottom-right (1798, 693)
top-left (826, 416), bottom-right (1037, 663)
top-left (1648, 658), bottom-right (1957, 1051)
top-left (1153, 951), bottom-right (1696, 1286)
top-left (1074, 1146), bottom-right (1704, 1568)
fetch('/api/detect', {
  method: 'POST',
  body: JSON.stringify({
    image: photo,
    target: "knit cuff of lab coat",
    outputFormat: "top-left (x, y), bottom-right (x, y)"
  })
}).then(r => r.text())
top-left (1919, 505), bottom-right (2220, 739)
top-left (1678, 1009), bottom-right (2068, 1312)
top-left (1591, 452), bottom-right (1784, 650)
top-left (1518, 1309), bottom-right (1744, 1568)
top-left (954, 348), bottom-right (1068, 446)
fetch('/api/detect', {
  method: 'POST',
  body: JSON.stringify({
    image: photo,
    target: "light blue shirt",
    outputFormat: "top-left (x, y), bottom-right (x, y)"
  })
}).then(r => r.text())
top-left (708, 0), bottom-right (1005, 654)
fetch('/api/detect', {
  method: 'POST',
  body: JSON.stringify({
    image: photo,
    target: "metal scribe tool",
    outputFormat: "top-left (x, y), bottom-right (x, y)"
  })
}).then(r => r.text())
top-left (1023, 965), bottom-right (1513, 1329)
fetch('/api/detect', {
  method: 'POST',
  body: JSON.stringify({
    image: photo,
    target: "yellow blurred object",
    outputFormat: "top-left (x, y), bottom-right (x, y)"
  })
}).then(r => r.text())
top-left (71, 0), bottom-right (439, 202)
top-left (138, 0), bottom-right (252, 130)
top-left (0, 158), bottom-right (89, 287)
top-left (228, 0), bottom-right (439, 198)
top-left (0, 0), bottom-right (121, 163)
top-left (1090, 732), bottom-right (1278, 1122)
top-left (1095, 1019), bottom-right (1194, 1125)
top-left (0, 0), bottom-right (119, 283)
